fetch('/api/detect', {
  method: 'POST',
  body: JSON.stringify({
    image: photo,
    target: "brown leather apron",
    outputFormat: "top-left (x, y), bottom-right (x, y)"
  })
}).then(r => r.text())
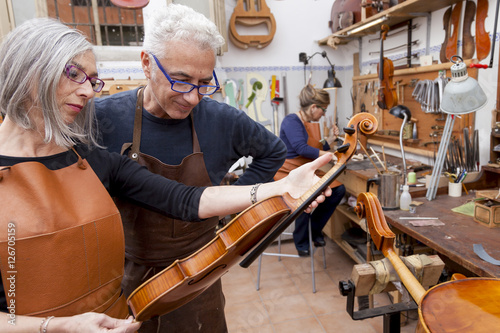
top-left (117, 88), bottom-right (226, 332)
top-left (275, 120), bottom-right (341, 188)
top-left (0, 150), bottom-right (128, 318)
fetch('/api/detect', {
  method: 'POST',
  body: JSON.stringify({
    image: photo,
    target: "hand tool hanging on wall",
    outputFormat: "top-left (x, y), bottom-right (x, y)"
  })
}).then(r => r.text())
top-left (476, 0), bottom-right (491, 61)
top-left (440, 7), bottom-right (452, 64)
top-left (462, 0), bottom-right (476, 60)
top-left (369, 40), bottom-right (419, 56)
top-left (368, 24), bottom-right (418, 43)
top-left (445, 2), bottom-right (463, 62)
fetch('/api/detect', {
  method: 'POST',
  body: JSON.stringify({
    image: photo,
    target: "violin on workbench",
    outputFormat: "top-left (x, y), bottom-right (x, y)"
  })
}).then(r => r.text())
top-left (377, 25), bottom-right (398, 110)
top-left (355, 192), bottom-right (500, 332)
top-left (127, 113), bottom-right (378, 322)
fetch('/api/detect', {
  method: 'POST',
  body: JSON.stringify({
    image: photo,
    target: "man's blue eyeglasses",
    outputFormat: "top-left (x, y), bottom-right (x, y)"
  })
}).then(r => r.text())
top-left (151, 54), bottom-right (219, 96)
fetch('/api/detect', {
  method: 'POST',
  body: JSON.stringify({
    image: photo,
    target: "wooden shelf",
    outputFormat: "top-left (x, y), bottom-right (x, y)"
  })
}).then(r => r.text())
top-left (319, 0), bottom-right (464, 47)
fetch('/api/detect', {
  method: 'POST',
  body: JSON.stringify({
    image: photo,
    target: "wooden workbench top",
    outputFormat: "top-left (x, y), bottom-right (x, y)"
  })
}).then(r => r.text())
top-left (383, 193), bottom-right (500, 278)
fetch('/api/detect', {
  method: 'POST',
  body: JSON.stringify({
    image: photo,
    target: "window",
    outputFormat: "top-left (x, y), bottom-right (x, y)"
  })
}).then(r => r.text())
top-left (46, 0), bottom-right (144, 46)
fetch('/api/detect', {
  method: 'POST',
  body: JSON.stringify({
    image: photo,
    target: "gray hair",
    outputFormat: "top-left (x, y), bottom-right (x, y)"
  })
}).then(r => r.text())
top-left (0, 17), bottom-right (100, 148)
top-left (143, 4), bottom-right (225, 58)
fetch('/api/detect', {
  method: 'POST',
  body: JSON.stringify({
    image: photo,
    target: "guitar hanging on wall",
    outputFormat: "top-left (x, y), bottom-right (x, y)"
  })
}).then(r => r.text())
top-left (377, 25), bottom-right (398, 110)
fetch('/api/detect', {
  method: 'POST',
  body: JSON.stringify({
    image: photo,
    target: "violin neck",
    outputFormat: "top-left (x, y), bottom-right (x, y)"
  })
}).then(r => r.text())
top-left (379, 36), bottom-right (384, 81)
top-left (297, 162), bottom-right (342, 204)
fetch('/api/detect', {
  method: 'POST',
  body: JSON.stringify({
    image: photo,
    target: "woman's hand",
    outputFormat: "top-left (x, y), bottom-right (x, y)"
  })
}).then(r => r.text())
top-left (283, 153), bottom-right (334, 212)
top-left (326, 124), bottom-right (340, 146)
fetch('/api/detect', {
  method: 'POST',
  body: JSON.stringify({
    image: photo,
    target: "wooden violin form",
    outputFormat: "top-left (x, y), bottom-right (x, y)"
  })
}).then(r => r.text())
top-left (377, 25), bottom-right (397, 110)
top-left (462, 0), bottom-right (476, 60)
top-left (127, 113), bottom-right (378, 322)
top-left (229, 0), bottom-right (276, 49)
top-left (446, 2), bottom-right (462, 62)
top-left (355, 192), bottom-right (500, 332)
top-left (476, 0), bottom-right (491, 61)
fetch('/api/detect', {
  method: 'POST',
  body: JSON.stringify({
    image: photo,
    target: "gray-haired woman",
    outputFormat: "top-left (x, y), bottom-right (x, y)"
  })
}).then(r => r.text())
top-left (0, 18), bottom-right (332, 332)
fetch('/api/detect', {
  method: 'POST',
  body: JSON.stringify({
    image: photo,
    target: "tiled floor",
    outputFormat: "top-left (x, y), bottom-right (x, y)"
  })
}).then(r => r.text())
top-left (222, 237), bottom-right (418, 333)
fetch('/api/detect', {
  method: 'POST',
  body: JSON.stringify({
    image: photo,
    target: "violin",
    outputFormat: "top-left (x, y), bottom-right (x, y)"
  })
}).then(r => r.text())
top-left (127, 113), bottom-right (378, 322)
top-left (377, 25), bottom-right (397, 110)
top-left (355, 192), bottom-right (500, 332)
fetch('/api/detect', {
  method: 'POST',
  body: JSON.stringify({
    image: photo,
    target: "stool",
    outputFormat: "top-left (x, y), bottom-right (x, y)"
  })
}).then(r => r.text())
top-left (255, 218), bottom-right (327, 293)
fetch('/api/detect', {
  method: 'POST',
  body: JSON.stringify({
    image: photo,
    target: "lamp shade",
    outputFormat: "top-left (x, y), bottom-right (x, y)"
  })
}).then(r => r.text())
top-left (440, 59), bottom-right (487, 114)
top-left (323, 67), bottom-right (342, 89)
top-left (389, 105), bottom-right (411, 120)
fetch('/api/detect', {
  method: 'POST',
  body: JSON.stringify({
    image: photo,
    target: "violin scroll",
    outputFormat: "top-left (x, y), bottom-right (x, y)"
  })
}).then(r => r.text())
top-left (354, 192), bottom-right (395, 251)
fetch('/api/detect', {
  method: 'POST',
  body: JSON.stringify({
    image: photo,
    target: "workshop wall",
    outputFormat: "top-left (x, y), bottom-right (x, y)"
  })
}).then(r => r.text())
top-left (9, 0), bottom-right (497, 167)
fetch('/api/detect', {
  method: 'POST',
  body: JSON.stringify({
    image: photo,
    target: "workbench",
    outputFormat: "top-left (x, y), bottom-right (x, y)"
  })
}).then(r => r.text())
top-left (384, 194), bottom-right (500, 278)
top-left (323, 156), bottom-right (500, 278)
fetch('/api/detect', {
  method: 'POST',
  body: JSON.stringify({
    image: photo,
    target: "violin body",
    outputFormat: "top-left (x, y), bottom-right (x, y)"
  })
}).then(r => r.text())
top-left (377, 57), bottom-right (397, 110)
top-left (128, 113), bottom-right (379, 322)
top-left (377, 25), bottom-right (398, 110)
top-left (356, 192), bottom-right (500, 333)
top-left (419, 278), bottom-right (500, 332)
top-left (128, 197), bottom-right (290, 321)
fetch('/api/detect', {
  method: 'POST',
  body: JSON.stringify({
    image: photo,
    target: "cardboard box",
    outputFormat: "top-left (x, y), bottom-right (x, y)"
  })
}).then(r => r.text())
top-left (473, 190), bottom-right (500, 228)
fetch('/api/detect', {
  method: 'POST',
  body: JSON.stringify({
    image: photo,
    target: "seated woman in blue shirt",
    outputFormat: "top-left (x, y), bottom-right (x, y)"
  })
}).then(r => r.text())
top-left (275, 85), bottom-right (346, 256)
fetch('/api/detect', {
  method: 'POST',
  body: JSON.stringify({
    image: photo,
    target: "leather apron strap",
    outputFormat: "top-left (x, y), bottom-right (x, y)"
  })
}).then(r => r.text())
top-left (121, 87), bottom-right (201, 157)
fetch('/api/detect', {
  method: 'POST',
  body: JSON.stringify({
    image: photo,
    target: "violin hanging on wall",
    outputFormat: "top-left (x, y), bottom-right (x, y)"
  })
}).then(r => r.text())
top-left (377, 25), bottom-right (398, 110)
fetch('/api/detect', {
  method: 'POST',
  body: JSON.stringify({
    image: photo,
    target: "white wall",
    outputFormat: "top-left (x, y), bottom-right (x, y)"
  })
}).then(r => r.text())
top-left (10, 0), bottom-right (497, 166)
top-left (215, 0), bottom-right (499, 168)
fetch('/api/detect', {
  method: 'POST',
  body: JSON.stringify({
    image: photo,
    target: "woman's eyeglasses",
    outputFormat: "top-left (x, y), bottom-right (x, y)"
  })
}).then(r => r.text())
top-left (316, 105), bottom-right (327, 113)
top-left (64, 64), bottom-right (105, 93)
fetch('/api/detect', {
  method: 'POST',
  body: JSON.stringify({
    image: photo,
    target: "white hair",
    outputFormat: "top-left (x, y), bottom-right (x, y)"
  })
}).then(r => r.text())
top-left (143, 3), bottom-right (225, 58)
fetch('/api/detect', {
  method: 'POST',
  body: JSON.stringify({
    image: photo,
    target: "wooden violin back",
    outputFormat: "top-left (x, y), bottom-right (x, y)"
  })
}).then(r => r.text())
top-left (420, 278), bottom-right (500, 332)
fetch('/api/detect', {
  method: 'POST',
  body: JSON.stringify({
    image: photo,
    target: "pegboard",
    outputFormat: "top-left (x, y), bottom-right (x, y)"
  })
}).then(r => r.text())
top-left (352, 60), bottom-right (477, 156)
